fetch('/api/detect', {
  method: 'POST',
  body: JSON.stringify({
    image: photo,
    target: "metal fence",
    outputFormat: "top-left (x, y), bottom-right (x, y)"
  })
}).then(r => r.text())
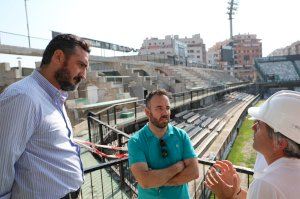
top-left (87, 83), bottom-right (251, 131)
top-left (81, 158), bottom-right (137, 199)
top-left (197, 159), bottom-right (254, 199)
top-left (83, 84), bottom-right (255, 198)
top-left (0, 31), bottom-right (50, 49)
top-left (80, 158), bottom-right (253, 199)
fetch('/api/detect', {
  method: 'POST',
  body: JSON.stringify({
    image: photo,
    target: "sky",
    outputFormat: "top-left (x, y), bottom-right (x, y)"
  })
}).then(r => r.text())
top-left (0, 0), bottom-right (299, 68)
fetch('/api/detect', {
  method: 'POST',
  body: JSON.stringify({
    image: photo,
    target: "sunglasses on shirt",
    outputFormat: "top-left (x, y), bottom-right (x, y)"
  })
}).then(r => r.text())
top-left (159, 139), bottom-right (168, 158)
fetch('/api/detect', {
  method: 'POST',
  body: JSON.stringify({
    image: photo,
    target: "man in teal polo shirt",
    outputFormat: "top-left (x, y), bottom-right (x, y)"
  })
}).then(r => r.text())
top-left (128, 89), bottom-right (199, 199)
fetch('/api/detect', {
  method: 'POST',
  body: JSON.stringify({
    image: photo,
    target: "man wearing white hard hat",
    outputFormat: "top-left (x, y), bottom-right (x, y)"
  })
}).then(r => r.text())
top-left (204, 90), bottom-right (300, 199)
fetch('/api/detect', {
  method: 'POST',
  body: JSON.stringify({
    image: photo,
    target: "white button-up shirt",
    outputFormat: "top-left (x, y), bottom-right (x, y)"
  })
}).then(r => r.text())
top-left (0, 70), bottom-right (83, 199)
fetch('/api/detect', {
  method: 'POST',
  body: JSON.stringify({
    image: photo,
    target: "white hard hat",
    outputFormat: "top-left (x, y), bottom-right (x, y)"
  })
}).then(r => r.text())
top-left (248, 90), bottom-right (300, 144)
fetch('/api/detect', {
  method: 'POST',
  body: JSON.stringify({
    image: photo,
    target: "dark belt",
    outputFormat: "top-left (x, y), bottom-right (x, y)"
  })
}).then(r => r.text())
top-left (60, 188), bottom-right (81, 199)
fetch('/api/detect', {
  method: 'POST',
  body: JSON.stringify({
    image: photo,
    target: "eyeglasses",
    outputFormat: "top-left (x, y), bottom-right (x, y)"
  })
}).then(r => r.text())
top-left (159, 139), bottom-right (168, 158)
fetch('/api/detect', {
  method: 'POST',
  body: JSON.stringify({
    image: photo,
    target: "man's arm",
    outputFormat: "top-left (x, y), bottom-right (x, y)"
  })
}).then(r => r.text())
top-left (164, 129), bottom-right (199, 186)
top-left (164, 157), bottom-right (199, 186)
top-left (130, 161), bottom-right (185, 189)
top-left (0, 93), bottom-right (36, 197)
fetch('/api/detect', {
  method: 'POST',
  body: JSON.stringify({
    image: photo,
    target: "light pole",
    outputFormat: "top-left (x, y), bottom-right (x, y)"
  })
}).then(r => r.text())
top-left (227, 0), bottom-right (238, 77)
top-left (227, 0), bottom-right (238, 39)
top-left (24, 0), bottom-right (31, 48)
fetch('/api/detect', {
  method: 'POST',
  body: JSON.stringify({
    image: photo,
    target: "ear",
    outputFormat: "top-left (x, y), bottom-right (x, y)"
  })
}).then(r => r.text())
top-left (278, 139), bottom-right (288, 149)
top-left (277, 138), bottom-right (288, 151)
top-left (144, 107), bottom-right (151, 118)
top-left (52, 49), bottom-right (65, 66)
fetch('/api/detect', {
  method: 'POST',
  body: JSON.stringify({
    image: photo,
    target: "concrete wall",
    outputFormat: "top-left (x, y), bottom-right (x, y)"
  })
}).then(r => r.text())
top-left (87, 85), bottom-right (98, 103)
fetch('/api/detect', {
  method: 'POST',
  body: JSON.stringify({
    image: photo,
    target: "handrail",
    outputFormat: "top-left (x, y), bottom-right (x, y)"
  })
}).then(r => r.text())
top-left (84, 157), bottom-right (128, 174)
top-left (82, 157), bottom-right (253, 199)
top-left (258, 79), bottom-right (300, 84)
top-left (89, 82), bottom-right (250, 117)
top-left (198, 159), bottom-right (254, 175)
top-left (90, 98), bottom-right (145, 116)
top-left (88, 116), bottom-right (131, 139)
top-left (83, 157), bottom-right (254, 176)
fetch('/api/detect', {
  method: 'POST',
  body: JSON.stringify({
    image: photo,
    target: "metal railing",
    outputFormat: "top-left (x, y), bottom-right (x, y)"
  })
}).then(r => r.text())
top-left (0, 30), bottom-right (50, 49)
top-left (80, 158), bottom-right (253, 199)
top-left (81, 158), bottom-right (137, 199)
top-left (83, 84), bottom-right (255, 198)
top-left (88, 83), bottom-right (251, 129)
top-left (197, 159), bottom-right (254, 199)
top-left (87, 114), bottom-right (130, 145)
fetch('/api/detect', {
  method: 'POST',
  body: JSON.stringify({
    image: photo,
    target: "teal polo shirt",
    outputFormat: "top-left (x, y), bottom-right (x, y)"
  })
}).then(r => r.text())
top-left (128, 123), bottom-right (196, 199)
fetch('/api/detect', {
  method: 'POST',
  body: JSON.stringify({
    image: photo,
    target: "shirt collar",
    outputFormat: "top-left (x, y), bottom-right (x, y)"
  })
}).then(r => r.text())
top-left (264, 157), bottom-right (300, 174)
top-left (145, 123), bottom-right (174, 139)
top-left (31, 70), bottom-right (68, 103)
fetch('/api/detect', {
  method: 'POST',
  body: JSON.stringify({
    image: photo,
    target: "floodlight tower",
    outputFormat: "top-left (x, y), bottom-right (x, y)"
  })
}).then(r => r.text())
top-left (24, 0), bottom-right (31, 48)
top-left (227, 0), bottom-right (238, 40)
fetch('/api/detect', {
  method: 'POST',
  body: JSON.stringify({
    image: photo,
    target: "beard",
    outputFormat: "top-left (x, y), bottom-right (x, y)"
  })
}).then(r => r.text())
top-left (55, 61), bottom-right (82, 91)
top-left (149, 112), bottom-right (170, 129)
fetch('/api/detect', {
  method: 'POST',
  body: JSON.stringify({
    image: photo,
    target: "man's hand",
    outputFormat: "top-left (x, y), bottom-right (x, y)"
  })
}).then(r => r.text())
top-left (164, 158), bottom-right (199, 186)
top-left (174, 160), bottom-right (185, 173)
top-left (204, 160), bottom-right (240, 199)
top-left (130, 160), bottom-right (185, 189)
top-left (214, 160), bottom-right (241, 195)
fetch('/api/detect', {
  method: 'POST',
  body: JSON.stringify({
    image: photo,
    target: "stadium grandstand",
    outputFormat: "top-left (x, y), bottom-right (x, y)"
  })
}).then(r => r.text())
top-left (2, 37), bottom-right (300, 198)
top-left (64, 51), bottom-right (300, 198)
top-left (255, 54), bottom-right (300, 82)
top-left (78, 90), bottom-right (258, 198)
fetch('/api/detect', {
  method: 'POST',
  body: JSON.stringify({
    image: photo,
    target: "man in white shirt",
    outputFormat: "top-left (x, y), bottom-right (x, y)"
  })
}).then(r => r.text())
top-left (204, 90), bottom-right (300, 199)
top-left (0, 34), bottom-right (90, 199)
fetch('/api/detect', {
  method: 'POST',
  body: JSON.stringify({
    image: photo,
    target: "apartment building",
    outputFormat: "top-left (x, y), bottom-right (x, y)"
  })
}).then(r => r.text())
top-left (139, 34), bottom-right (206, 65)
top-left (208, 34), bottom-right (262, 67)
top-left (233, 34), bottom-right (262, 66)
top-left (269, 41), bottom-right (300, 56)
top-left (207, 34), bottom-right (262, 80)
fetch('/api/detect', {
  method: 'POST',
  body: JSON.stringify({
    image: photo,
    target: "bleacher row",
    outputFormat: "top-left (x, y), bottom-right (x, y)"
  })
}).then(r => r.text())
top-left (156, 65), bottom-right (240, 89)
top-left (255, 59), bottom-right (300, 82)
top-left (95, 62), bottom-right (240, 88)
top-left (169, 92), bottom-right (254, 159)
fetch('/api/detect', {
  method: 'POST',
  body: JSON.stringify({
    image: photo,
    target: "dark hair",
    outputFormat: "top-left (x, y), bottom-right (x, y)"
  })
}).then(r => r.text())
top-left (145, 89), bottom-right (169, 108)
top-left (40, 34), bottom-right (90, 67)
